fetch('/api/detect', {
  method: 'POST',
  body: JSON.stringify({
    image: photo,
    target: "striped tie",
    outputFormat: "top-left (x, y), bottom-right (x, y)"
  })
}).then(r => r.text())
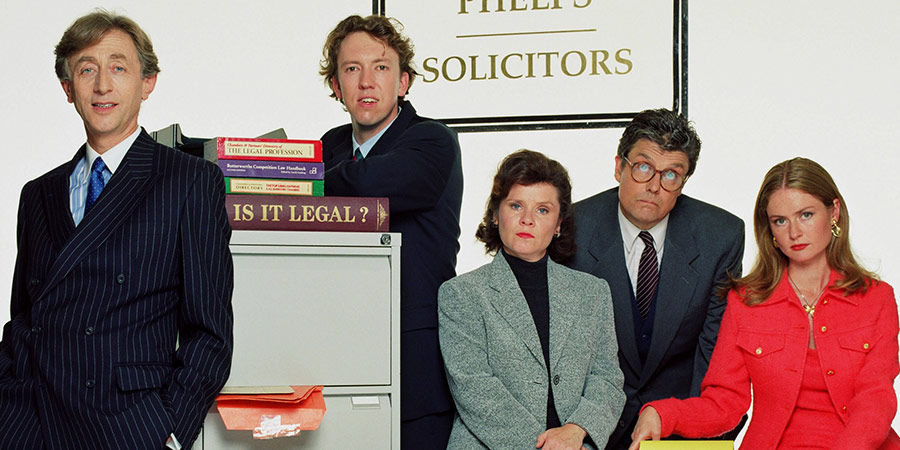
top-left (636, 231), bottom-right (659, 319)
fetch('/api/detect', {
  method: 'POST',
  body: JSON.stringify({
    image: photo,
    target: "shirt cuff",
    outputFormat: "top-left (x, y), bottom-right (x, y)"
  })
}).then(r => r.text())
top-left (165, 433), bottom-right (182, 450)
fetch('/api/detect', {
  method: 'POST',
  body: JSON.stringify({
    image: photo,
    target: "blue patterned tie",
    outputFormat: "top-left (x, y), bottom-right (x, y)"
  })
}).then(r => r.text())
top-left (85, 157), bottom-right (107, 214)
top-left (636, 231), bottom-right (659, 319)
top-left (354, 148), bottom-right (363, 161)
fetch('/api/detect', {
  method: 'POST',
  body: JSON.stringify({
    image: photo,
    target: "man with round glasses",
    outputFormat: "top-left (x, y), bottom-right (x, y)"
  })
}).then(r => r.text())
top-left (621, 156), bottom-right (687, 192)
top-left (568, 108), bottom-right (745, 449)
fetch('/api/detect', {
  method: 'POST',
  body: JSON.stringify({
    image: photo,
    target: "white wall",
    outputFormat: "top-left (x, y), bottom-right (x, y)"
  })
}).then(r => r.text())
top-left (690, 3), bottom-right (900, 290)
top-left (691, 2), bottom-right (900, 435)
top-left (1, 0), bottom-right (898, 435)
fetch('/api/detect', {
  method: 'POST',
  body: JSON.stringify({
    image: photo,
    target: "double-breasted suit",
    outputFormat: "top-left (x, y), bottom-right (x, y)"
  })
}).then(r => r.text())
top-left (438, 254), bottom-right (625, 449)
top-left (569, 188), bottom-right (744, 449)
top-left (0, 131), bottom-right (234, 449)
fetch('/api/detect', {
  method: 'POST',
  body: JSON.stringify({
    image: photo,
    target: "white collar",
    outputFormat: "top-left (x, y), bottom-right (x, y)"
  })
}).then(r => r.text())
top-left (618, 206), bottom-right (669, 254)
top-left (84, 127), bottom-right (141, 176)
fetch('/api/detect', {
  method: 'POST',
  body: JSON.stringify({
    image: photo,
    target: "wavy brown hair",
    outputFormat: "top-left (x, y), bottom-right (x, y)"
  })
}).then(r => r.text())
top-left (729, 157), bottom-right (876, 305)
top-left (476, 150), bottom-right (576, 264)
top-left (319, 15), bottom-right (418, 102)
top-left (54, 9), bottom-right (159, 82)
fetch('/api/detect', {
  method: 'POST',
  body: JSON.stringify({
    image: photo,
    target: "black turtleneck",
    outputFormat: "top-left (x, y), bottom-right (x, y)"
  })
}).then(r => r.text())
top-left (502, 249), bottom-right (561, 430)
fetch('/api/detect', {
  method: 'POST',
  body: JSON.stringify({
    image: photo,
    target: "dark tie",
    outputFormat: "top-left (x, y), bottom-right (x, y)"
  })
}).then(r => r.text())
top-left (354, 148), bottom-right (363, 161)
top-left (636, 231), bottom-right (659, 319)
top-left (85, 157), bottom-right (107, 214)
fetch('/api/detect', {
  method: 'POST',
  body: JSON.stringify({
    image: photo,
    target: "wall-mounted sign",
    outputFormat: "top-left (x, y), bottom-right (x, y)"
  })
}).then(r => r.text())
top-left (384, 0), bottom-right (686, 131)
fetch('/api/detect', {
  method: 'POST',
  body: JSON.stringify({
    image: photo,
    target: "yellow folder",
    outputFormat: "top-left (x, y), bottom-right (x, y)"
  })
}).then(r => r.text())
top-left (638, 441), bottom-right (733, 450)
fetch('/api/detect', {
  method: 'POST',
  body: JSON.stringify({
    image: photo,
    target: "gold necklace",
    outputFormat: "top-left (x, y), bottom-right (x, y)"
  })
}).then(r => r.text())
top-left (787, 272), bottom-right (827, 317)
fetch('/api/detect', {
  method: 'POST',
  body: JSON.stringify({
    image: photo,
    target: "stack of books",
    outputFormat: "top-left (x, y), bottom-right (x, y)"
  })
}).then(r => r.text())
top-left (205, 137), bottom-right (325, 197)
top-left (206, 136), bottom-right (390, 232)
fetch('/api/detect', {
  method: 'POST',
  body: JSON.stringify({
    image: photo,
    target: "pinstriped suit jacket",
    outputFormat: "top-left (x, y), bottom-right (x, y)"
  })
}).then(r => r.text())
top-left (0, 130), bottom-right (234, 449)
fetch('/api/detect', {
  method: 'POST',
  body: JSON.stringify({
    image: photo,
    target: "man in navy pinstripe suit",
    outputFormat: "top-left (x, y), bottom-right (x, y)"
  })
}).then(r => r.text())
top-left (0, 10), bottom-right (234, 449)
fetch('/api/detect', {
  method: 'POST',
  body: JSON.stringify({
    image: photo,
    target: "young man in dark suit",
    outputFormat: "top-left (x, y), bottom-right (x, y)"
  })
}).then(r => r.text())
top-left (0, 11), bottom-right (233, 449)
top-left (319, 15), bottom-right (463, 449)
top-left (568, 109), bottom-right (745, 450)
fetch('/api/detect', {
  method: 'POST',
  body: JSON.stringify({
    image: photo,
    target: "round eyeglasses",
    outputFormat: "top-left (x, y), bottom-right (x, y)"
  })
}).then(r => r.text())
top-left (622, 156), bottom-right (688, 192)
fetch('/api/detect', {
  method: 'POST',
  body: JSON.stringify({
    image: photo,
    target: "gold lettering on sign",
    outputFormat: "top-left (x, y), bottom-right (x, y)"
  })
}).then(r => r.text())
top-left (460, 0), bottom-right (574, 14)
top-left (470, 56), bottom-right (486, 80)
top-left (422, 48), bottom-right (632, 83)
top-left (502, 54), bottom-right (522, 79)
top-left (443, 57), bottom-right (466, 81)
top-left (561, 50), bottom-right (585, 76)
top-left (615, 49), bottom-right (632, 74)
top-left (439, 0), bottom-right (640, 88)
top-left (591, 50), bottom-right (610, 75)
top-left (537, 52), bottom-right (558, 77)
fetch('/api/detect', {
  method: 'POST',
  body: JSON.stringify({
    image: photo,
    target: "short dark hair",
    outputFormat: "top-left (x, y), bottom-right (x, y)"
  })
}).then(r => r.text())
top-left (54, 9), bottom-right (159, 81)
top-left (476, 150), bottom-right (576, 264)
top-left (319, 15), bottom-right (418, 102)
top-left (617, 108), bottom-right (701, 176)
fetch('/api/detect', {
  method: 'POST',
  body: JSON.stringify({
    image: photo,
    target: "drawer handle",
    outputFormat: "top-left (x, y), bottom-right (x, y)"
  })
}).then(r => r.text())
top-left (351, 396), bottom-right (381, 409)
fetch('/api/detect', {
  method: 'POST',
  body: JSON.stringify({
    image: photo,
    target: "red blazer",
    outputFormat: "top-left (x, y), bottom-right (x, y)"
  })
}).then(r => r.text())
top-left (647, 270), bottom-right (899, 449)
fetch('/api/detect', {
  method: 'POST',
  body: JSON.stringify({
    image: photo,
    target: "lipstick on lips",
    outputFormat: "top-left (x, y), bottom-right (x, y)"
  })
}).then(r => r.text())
top-left (516, 232), bottom-right (534, 239)
top-left (791, 244), bottom-right (808, 251)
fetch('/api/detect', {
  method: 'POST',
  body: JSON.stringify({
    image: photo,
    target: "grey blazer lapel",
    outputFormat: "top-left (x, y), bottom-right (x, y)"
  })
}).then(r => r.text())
top-left (586, 200), bottom-right (642, 375)
top-left (547, 260), bottom-right (581, 371)
top-left (37, 132), bottom-right (162, 301)
top-left (487, 254), bottom-right (546, 368)
top-left (640, 209), bottom-right (699, 383)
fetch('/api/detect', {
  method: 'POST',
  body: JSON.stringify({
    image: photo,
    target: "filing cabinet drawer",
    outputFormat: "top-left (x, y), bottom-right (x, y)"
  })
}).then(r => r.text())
top-left (202, 393), bottom-right (392, 449)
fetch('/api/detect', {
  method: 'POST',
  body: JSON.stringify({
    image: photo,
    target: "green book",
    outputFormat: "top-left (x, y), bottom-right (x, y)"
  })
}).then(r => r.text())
top-left (224, 178), bottom-right (324, 196)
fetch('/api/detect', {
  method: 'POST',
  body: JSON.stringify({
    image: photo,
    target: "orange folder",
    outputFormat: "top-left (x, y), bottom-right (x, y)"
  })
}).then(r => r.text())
top-left (216, 385), bottom-right (326, 433)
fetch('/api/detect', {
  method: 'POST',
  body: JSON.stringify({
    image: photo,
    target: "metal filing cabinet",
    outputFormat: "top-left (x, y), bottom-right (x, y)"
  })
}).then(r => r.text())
top-left (200, 231), bottom-right (401, 449)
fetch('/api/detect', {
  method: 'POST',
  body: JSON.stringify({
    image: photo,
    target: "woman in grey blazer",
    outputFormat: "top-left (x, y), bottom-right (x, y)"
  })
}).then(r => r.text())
top-left (439, 150), bottom-right (625, 449)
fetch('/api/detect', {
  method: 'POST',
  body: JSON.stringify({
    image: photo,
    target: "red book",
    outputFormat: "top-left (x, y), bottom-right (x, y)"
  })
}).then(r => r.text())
top-left (204, 137), bottom-right (322, 163)
top-left (226, 194), bottom-right (389, 232)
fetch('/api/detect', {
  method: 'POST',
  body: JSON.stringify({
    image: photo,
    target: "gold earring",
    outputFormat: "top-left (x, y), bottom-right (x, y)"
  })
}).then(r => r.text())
top-left (831, 219), bottom-right (841, 238)
top-left (772, 236), bottom-right (778, 248)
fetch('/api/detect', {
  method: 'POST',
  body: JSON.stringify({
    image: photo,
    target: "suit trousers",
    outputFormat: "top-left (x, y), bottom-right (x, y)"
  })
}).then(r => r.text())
top-left (401, 409), bottom-right (454, 450)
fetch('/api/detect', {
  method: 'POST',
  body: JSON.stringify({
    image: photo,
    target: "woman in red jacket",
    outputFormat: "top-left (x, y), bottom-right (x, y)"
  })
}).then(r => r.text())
top-left (629, 157), bottom-right (899, 449)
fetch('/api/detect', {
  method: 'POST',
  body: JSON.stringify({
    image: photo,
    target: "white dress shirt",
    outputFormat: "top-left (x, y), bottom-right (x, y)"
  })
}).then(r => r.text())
top-left (617, 206), bottom-right (669, 295)
top-left (351, 106), bottom-right (401, 159)
top-left (69, 128), bottom-right (138, 225)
